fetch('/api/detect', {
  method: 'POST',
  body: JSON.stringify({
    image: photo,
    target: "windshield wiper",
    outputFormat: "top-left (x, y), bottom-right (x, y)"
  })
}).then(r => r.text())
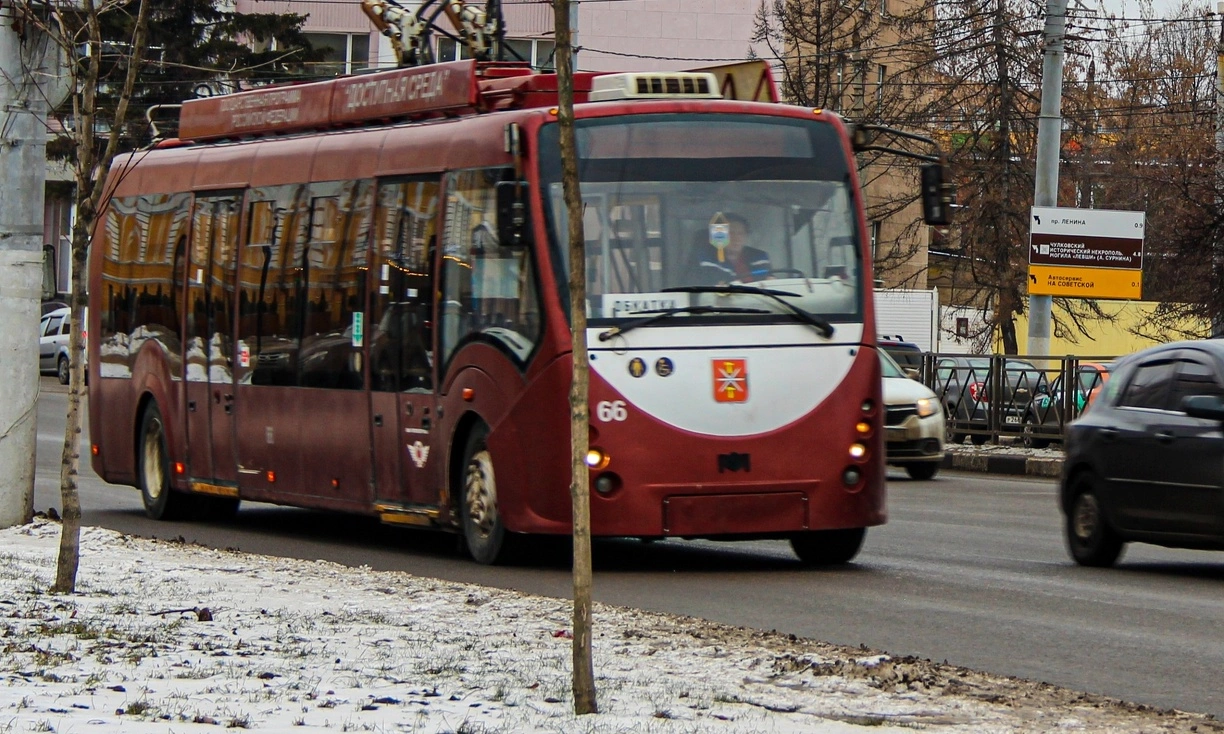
top-left (662, 285), bottom-right (836, 339)
top-left (597, 305), bottom-right (769, 342)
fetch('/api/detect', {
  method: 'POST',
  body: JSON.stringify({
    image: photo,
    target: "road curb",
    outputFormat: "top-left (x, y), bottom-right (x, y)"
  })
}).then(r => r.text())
top-left (942, 451), bottom-right (1063, 478)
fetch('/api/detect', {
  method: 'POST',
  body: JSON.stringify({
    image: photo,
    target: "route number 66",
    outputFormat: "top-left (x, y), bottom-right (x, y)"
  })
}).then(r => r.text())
top-left (596, 400), bottom-right (628, 422)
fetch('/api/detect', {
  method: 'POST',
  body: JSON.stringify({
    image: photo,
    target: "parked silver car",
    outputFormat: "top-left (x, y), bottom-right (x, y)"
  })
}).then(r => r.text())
top-left (38, 306), bottom-right (87, 384)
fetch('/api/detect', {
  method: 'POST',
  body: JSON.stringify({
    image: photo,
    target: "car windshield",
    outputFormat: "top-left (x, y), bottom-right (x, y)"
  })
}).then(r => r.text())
top-left (880, 349), bottom-right (907, 379)
top-left (538, 114), bottom-right (862, 326)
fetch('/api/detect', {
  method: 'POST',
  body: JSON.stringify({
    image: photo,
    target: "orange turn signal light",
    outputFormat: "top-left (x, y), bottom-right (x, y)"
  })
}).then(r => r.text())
top-left (266, 471), bottom-right (276, 483)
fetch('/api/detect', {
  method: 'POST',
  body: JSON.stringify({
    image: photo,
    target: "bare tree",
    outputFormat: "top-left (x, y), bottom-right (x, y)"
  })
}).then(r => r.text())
top-left (12, 0), bottom-right (152, 594)
top-left (755, 0), bottom-right (948, 286)
top-left (552, 0), bottom-right (598, 716)
top-left (1068, 2), bottom-right (1220, 342)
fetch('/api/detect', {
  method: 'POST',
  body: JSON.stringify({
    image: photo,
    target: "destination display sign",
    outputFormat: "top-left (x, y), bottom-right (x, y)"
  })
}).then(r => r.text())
top-left (1028, 207), bottom-right (1145, 301)
top-left (180, 61), bottom-right (479, 141)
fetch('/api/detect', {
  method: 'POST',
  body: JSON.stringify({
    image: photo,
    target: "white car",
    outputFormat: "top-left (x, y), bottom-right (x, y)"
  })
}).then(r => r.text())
top-left (39, 306), bottom-right (87, 385)
top-left (880, 349), bottom-right (945, 480)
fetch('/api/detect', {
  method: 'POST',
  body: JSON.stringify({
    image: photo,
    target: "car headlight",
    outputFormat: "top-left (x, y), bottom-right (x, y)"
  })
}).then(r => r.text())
top-left (916, 398), bottom-right (939, 418)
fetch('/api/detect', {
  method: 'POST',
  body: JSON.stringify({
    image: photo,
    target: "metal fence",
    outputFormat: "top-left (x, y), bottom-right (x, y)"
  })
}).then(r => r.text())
top-left (914, 353), bottom-right (1116, 447)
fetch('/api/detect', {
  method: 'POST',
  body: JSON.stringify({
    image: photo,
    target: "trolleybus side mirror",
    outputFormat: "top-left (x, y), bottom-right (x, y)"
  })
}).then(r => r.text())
top-left (920, 163), bottom-right (955, 226)
top-left (496, 180), bottom-right (530, 249)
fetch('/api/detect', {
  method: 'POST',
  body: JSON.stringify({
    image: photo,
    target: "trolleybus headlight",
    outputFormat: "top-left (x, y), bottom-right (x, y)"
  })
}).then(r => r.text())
top-left (842, 466), bottom-right (863, 486)
top-left (916, 398), bottom-right (938, 418)
top-left (585, 448), bottom-right (610, 470)
top-left (849, 443), bottom-right (868, 461)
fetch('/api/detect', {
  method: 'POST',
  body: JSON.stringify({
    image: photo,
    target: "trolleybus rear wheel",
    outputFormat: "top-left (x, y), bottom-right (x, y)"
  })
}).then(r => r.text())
top-left (789, 527), bottom-right (865, 566)
top-left (459, 425), bottom-right (511, 565)
top-left (138, 402), bottom-right (190, 521)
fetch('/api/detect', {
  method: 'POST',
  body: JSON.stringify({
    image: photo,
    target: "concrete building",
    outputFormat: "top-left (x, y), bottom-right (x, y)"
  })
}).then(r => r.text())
top-left (235, 0), bottom-right (767, 73)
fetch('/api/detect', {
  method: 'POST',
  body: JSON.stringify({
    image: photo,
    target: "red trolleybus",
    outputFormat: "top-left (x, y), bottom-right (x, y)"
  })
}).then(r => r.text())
top-left (88, 60), bottom-right (950, 565)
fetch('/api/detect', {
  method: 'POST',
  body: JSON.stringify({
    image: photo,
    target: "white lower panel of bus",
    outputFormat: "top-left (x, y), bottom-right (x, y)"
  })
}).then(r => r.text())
top-left (588, 323), bottom-right (865, 437)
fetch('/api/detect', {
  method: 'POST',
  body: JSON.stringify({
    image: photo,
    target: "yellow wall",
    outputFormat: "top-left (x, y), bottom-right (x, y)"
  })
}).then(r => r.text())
top-left (1003, 301), bottom-right (1210, 359)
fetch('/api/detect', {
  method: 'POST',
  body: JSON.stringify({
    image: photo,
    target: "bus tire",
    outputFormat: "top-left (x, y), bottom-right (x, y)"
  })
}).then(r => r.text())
top-left (138, 402), bottom-right (189, 521)
top-left (459, 424), bottom-right (513, 565)
top-left (789, 527), bottom-right (865, 566)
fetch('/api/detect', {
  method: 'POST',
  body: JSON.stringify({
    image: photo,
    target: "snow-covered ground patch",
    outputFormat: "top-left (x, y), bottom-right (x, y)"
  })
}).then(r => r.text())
top-left (1, 520), bottom-right (1217, 733)
top-left (946, 439), bottom-right (1066, 460)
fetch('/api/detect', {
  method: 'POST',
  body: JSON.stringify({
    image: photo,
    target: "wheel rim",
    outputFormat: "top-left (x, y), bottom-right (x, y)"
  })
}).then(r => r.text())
top-left (464, 449), bottom-right (498, 539)
top-left (142, 417), bottom-right (166, 501)
top-left (1073, 492), bottom-right (1100, 541)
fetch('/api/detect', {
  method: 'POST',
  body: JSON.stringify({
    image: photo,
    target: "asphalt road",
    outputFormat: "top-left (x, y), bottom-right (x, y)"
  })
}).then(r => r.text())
top-left (30, 378), bottom-right (1224, 718)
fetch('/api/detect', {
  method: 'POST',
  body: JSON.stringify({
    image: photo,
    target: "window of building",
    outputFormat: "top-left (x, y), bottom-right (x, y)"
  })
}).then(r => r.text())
top-left (877, 64), bottom-right (886, 107)
top-left (870, 221), bottom-right (881, 258)
top-left (881, 0), bottom-right (890, 16)
top-left (437, 37), bottom-right (555, 69)
top-left (305, 32), bottom-right (371, 76)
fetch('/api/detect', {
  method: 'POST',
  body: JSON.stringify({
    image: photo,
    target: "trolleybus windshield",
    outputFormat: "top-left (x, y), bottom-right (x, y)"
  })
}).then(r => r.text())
top-left (538, 114), bottom-right (863, 328)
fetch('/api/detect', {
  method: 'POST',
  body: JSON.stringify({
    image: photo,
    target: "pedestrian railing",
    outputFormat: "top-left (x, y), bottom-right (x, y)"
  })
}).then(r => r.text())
top-left (916, 353), bottom-right (1116, 448)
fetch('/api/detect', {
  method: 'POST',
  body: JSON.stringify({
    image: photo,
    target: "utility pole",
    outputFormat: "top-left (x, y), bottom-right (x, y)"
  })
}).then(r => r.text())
top-left (0, 1), bottom-right (46, 529)
top-left (1026, 0), bottom-right (1067, 356)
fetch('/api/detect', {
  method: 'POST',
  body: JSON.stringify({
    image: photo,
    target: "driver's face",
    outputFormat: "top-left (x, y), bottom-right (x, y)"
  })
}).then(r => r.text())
top-left (727, 222), bottom-right (749, 255)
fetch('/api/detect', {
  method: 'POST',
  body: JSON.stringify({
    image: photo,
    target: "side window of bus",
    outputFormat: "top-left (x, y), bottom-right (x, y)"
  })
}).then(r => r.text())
top-left (99, 193), bottom-right (191, 379)
top-left (439, 168), bottom-right (543, 367)
top-left (239, 184), bottom-right (310, 386)
top-left (298, 180), bottom-right (371, 390)
top-left (238, 181), bottom-right (371, 389)
top-left (370, 177), bottom-right (440, 393)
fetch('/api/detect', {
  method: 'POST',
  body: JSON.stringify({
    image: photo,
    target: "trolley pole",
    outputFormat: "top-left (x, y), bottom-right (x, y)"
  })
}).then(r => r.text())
top-left (553, 0), bottom-right (598, 716)
top-left (0, 1), bottom-right (46, 529)
top-left (1027, 0), bottom-right (1067, 356)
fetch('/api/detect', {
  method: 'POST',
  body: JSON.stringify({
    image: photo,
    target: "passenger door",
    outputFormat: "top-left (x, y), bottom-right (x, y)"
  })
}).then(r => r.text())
top-left (1143, 355), bottom-right (1224, 535)
top-left (184, 194), bottom-right (241, 487)
top-left (1101, 358), bottom-right (1178, 532)
top-left (369, 177), bottom-right (442, 511)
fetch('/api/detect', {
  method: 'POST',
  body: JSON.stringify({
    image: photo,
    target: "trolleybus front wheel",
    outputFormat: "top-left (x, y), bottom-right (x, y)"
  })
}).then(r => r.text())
top-left (138, 402), bottom-right (191, 521)
top-left (789, 527), bottom-right (865, 566)
top-left (459, 425), bottom-right (515, 565)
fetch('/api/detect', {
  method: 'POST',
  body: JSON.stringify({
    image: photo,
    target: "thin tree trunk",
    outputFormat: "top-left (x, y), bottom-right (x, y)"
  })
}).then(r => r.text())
top-left (553, 0), bottom-right (597, 716)
top-left (52, 227), bottom-right (89, 593)
top-left (48, 0), bottom-right (151, 594)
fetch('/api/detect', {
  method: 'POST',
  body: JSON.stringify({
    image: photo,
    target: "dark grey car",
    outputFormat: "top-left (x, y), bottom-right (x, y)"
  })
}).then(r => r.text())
top-left (934, 356), bottom-right (1046, 443)
top-left (1061, 341), bottom-right (1224, 567)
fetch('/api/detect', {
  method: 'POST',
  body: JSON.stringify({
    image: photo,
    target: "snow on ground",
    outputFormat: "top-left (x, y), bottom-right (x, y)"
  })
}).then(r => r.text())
top-left (946, 439), bottom-right (1066, 460)
top-left (1, 520), bottom-right (1218, 734)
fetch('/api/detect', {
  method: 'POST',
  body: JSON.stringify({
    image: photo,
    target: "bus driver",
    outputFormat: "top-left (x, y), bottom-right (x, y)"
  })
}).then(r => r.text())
top-left (689, 212), bottom-right (771, 284)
